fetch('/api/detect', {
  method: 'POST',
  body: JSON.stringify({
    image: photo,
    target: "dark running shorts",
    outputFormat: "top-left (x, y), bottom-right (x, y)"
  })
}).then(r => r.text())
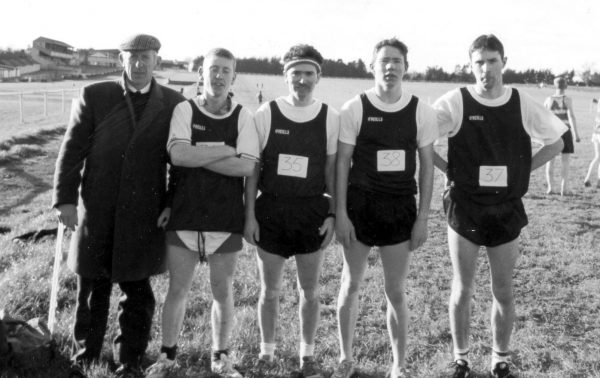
top-left (255, 193), bottom-right (329, 259)
top-left (166, 231), bottom-right (242, 254)
top-left (561, 129), bottom-right (574, 154)
top-left (347, 185), bottom-right (416, 247)
top-left (443, 190), bottom-right (528, 247)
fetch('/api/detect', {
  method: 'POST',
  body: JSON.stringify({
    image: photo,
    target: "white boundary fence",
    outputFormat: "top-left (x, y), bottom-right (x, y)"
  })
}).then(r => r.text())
top-left (0, 88), bottom-right (80, 124)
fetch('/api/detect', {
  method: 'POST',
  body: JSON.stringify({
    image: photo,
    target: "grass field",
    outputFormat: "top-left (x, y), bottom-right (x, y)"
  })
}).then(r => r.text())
top-left (0, 72), bottom-right (599, 378)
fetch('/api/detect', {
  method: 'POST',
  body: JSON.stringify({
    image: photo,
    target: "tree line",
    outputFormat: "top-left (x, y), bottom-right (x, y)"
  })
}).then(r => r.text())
top-left (191, 55), bottom-right (600, 86)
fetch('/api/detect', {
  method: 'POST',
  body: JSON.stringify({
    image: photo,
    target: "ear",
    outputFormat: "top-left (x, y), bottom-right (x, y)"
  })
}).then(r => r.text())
top-left (156, 55), bottom-right (162, 66)
top-left (232, 72), bottom-right (237, 85)
top-left (502, 56), bottom-right (508, 67)
top-left (118, 52), bottom-right (125, 66)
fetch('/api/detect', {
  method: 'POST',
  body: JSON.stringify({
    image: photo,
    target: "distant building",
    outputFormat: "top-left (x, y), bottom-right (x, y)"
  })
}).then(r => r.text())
top-left (0, 51), bottom-right (40, 80)
top-left (86, 49), bottom-right (120, 67)
top-left (30, 36), bottom-right (76, 68)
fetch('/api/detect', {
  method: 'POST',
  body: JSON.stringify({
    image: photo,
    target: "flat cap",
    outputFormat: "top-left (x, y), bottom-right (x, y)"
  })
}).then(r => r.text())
top-left (119, 34), bottom-right (161, 52)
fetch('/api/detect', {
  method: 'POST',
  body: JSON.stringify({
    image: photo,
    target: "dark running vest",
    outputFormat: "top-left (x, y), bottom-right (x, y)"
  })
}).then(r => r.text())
top-left (349, 93), bottom-right (418, 196)
top-left (448, 88), bottom-right (532, 206)
top-left (258, 101), bottom-right (328, 197)
top-left (167, 100), bottom-right (244, 233)
top-left (549, 95), bottom-right (570, 128)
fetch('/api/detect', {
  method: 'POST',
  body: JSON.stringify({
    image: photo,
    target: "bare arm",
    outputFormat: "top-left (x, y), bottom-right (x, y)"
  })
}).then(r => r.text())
top-left (531, 138), bottom-right (564, 171)
top-left (243, 164), bottom-right (261, 245)
top-left (169, 143), bottom-right (236, 168)
top-left (335, 142), bottom-right (356, 248)
top-left (319, 153), bottom-right (337, 248)
top-left (410, 144), bottom-right (434, 250)
top-left (565, 97), bottom-right (580, 142)
top-left (204, 156), bottom-right (258, 177)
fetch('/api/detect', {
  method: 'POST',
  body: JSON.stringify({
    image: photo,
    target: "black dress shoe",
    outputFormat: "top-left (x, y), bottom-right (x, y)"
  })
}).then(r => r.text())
top-left (115, 363), bottom-right (144, 378)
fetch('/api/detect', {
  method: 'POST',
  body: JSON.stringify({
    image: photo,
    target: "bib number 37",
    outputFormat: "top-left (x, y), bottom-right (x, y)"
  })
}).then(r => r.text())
top-left (479, 165), bottom-right (508, 187)
top-left (277, 154), bottom-right (308, 178)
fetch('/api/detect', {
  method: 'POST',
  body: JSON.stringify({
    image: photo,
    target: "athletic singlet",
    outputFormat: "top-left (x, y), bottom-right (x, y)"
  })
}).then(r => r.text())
top-left (258, 101), bottom-right (328, 197)
top-left (167, 99), bottom-right (244, 233)
top-left (348, 93), bottom-right (418, 195)
top-left (549, 95), bottom-right (570, 128)
top-left (447, 87), bottom-right (532, 206)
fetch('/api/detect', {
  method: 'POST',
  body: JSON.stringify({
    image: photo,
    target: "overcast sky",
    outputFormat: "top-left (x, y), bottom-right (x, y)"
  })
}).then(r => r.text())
top-left (3, 0), bottom-right (598, 74)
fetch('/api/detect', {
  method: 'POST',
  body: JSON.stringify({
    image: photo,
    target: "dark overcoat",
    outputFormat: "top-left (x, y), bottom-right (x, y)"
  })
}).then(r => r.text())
top-left (52, 75), bottom-right (184, 282)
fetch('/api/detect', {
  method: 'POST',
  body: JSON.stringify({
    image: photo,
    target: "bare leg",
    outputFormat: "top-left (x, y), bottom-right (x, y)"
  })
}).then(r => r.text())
top-left (545, 158), bottom-right (556, 194)
top-left (560, 154), bottom-right (571, 195)
top-left (161, 245), bottom-right (198, 347)
top-left (336, 241), bottom-right (370, 362)
top-left (380, 242), bottom-right (412, 370)
top-left (295, 249), bottom-right (326, 346)
top-left (255, 248), bottom-right (286, 345)
top-left (208, 251), bottom-right (239, 350)
top-left (486, 239), bottom-right (520, 354)
top-left (584, 140), bottom-right (600, 185)
top-left (448, 227), bottom-right (480, 355)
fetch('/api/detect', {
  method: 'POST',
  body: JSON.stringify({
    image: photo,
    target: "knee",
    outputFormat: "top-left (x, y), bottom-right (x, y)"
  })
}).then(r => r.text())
top-left (260, 287), bottom-right (281, 303)
top-left (384, 285), bottom-right (406, 306)
top-left (340, 275), bottom-right (362, 297)
top-left (491, 285), bottom-right (513, 306)
top-left (210, 278), bottom-right (233, 302)
top-left (450, 282), bottom-right (473, 303)
top-left (298, 286), bottom-right (319, 303)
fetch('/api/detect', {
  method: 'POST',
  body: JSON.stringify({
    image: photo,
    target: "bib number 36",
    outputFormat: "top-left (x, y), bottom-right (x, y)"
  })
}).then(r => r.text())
top-left (277, 154), bottom-right (308, 178)
top-left (479, 165), bottom-right (507, 187)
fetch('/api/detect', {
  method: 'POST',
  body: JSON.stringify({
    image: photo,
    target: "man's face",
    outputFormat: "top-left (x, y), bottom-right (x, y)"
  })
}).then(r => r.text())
top-left (201, 55), bottom-right (235, 98)
top-left (119, 50), bottom-right (158, 90)
top-left (470, 49), bottom-right (506, 91)
top-left (372, 46), bottom-right (406, 88)
top-left (285, 63), bottom-right (320, 101)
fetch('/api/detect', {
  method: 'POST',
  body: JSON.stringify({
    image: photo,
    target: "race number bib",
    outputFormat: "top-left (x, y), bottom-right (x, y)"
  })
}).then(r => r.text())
top-left (277, 154), bottom-right (308, 178)
top-left (377, 150), bottom-right (405, 172)
top-left (479, 166), bottom-right (507, 187)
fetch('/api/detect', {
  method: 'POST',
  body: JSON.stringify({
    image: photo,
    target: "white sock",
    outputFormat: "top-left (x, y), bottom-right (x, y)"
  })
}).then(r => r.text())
top-left (454, 348), bottom-right (470, 365)
top-left (260, 342), bottom-right (276, 360)
top-left (299, 342), bottom-right (314, 360)
top-left (491, 349), bottom-right (510, 370)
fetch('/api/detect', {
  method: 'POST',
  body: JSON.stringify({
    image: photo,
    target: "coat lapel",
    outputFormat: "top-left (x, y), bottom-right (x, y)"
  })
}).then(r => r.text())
top-left (134, 79), bottom-right (165, 135)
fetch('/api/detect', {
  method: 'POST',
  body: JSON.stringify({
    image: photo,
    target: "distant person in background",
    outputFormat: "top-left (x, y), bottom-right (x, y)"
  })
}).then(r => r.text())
top-left (53, 34), bottom-right (184, 378)
top-left (144, 47), bottom-right (259, 378)
top-left (544, 77), bottom-right (580, 195)
top-left (584, 98), bottom-right (600, 187)
top-left (332, 38), bottom-right (437, 378)
top-left (257, 90), bottom-right (263, 104)
top-left (433, 34), bottom-right (566, 378)
top-left (244, 44), bottom-right (339, 378)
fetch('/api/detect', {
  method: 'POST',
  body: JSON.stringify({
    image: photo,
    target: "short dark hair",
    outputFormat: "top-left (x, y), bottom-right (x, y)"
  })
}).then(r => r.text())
top-left (371, 38), bottom-right (409, 70)
top-left (554, 76), bottom-right (567, 89)
top-left (204, 47), bottom-right (236, 70)
top-left (469, 34), bottom-right (504, 60)
top-left (282, 44), bottom-right (324, 66)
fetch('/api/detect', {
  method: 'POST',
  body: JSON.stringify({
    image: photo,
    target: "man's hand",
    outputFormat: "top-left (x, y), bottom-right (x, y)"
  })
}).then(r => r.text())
top-left (319, 216), bottom-right (335, 249)
top-left (157, 207), bottom-right (171, 228)
top-left (335, 212), bottom-right (357, 249)
top-left (409, 218), bottom-right (428, 251)
top-left (56, 204), bottom-right (77, 230)
top-left (244, 216), bottom-right (260, 246)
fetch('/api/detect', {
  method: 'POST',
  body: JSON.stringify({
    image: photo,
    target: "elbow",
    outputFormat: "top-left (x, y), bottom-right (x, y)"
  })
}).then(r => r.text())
top-left (241, 162), bottom-right (257, 177)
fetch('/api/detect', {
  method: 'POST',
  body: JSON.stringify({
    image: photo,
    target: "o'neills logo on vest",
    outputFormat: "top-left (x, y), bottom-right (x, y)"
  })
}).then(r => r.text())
top-left (368, 116), bottom-right (383, 122)
top-left (275, 129), bottom-right (290, 135)
top-left (192, 123), bottom-right (206, 131)
top-left (469, 115), bottom-right (485, 121)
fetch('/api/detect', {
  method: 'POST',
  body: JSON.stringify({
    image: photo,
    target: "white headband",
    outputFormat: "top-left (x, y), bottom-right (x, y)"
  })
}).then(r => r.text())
top-left (283, 58), bottom-right (321, 73)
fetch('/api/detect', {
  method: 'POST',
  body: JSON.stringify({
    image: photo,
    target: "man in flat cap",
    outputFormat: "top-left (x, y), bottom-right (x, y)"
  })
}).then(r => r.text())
top-left (244, 44), bottom-right (339, 378)
top-left (53, 33), bottom-right (184, 378)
